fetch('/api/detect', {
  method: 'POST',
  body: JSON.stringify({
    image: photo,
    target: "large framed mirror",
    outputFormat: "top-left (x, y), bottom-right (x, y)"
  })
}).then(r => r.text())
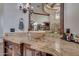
top-left (28, 3), bottom-right (64, 34)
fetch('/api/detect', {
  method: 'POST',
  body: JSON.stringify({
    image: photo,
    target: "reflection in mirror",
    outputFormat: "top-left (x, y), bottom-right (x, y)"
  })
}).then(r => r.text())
top-left (29, 3), bottom-right (61, 33)
top-left (30, 13), bottom-right (50, 31)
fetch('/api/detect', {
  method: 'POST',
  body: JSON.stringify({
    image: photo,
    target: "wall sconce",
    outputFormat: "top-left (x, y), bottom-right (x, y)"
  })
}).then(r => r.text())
top-left (17, 3), bottom-right (34, 13)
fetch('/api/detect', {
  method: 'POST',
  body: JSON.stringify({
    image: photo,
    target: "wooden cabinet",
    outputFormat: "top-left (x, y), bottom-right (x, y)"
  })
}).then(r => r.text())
top-left (3, 39), bottom-right (21, 56)
top-left (3, 40), bottom-right (53, 56)
top-left (23, 43), bottom-right (52, 56)
top-left (23, 43), bottom-right (33, 56)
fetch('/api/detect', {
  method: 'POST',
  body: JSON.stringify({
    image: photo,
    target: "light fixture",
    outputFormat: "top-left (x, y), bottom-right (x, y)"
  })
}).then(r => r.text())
top-left (17, 3), bottom-right (34, 13)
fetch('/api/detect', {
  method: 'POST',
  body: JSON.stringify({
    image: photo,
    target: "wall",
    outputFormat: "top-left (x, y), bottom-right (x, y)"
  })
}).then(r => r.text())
top-left (64, 3), bottom-right (79, 34)
top-left (2, 3), bottom-right (29, 33)
top-left (0, 4), bottom-right (4, 40)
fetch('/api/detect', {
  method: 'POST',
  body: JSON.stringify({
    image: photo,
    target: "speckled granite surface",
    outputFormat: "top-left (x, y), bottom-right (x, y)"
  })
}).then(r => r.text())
top-left (3, 31), bottom-right (79, 56)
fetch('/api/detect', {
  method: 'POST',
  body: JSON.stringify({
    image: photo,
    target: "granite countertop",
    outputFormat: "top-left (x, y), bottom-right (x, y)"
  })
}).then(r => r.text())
top-left (3, 31), bottom-right (79, 56)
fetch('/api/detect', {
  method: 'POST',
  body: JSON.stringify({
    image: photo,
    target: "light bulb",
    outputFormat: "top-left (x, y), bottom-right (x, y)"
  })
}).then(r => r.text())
top-left (31, 6), bottom-right (34, 9)
top-left (17, 3), bottom-right (23, 10)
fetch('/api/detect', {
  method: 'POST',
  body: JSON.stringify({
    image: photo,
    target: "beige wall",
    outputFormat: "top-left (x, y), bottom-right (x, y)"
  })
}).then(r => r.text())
top-left (1, 3), bottom-right (29, 33)
top-left (0, 4), bottom-right (4, 38)
top-left (64, 3), bottom-right (79, 34)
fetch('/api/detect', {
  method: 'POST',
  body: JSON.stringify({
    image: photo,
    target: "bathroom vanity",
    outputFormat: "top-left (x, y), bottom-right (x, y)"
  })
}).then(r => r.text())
top-left (3, 31), bottom-right (79, 56)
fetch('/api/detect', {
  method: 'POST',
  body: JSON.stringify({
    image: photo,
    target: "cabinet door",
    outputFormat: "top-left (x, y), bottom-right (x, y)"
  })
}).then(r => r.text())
top-left (23, 43), bottom-right (47, 56)
top-left (4, 40), bottom-right (13, 56)
top-left (13, 44), bottom-right (21, 56)
top-left (4, 40), bottom-right (21, 56)
top-left (23, 43), bottom-right (31, 56)
top-left (40, 52), bottom-right (46, 56)
top-left (34, 51), bottom-right (46, 56)
top-left (25, 48), bottom-right (33, 56)
top-left (34, 50), bottom-right (41, 56)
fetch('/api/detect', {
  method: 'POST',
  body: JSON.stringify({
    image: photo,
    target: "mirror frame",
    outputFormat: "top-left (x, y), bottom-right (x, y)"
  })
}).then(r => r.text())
top-left (28, 3), bottom-right (64, 34)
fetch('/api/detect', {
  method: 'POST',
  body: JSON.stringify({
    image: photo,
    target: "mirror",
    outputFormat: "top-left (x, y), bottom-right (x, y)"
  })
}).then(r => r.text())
top-left (30, 13), bottom-right (50, 31)
top-left (28, 3), bottom-right (62, 33)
